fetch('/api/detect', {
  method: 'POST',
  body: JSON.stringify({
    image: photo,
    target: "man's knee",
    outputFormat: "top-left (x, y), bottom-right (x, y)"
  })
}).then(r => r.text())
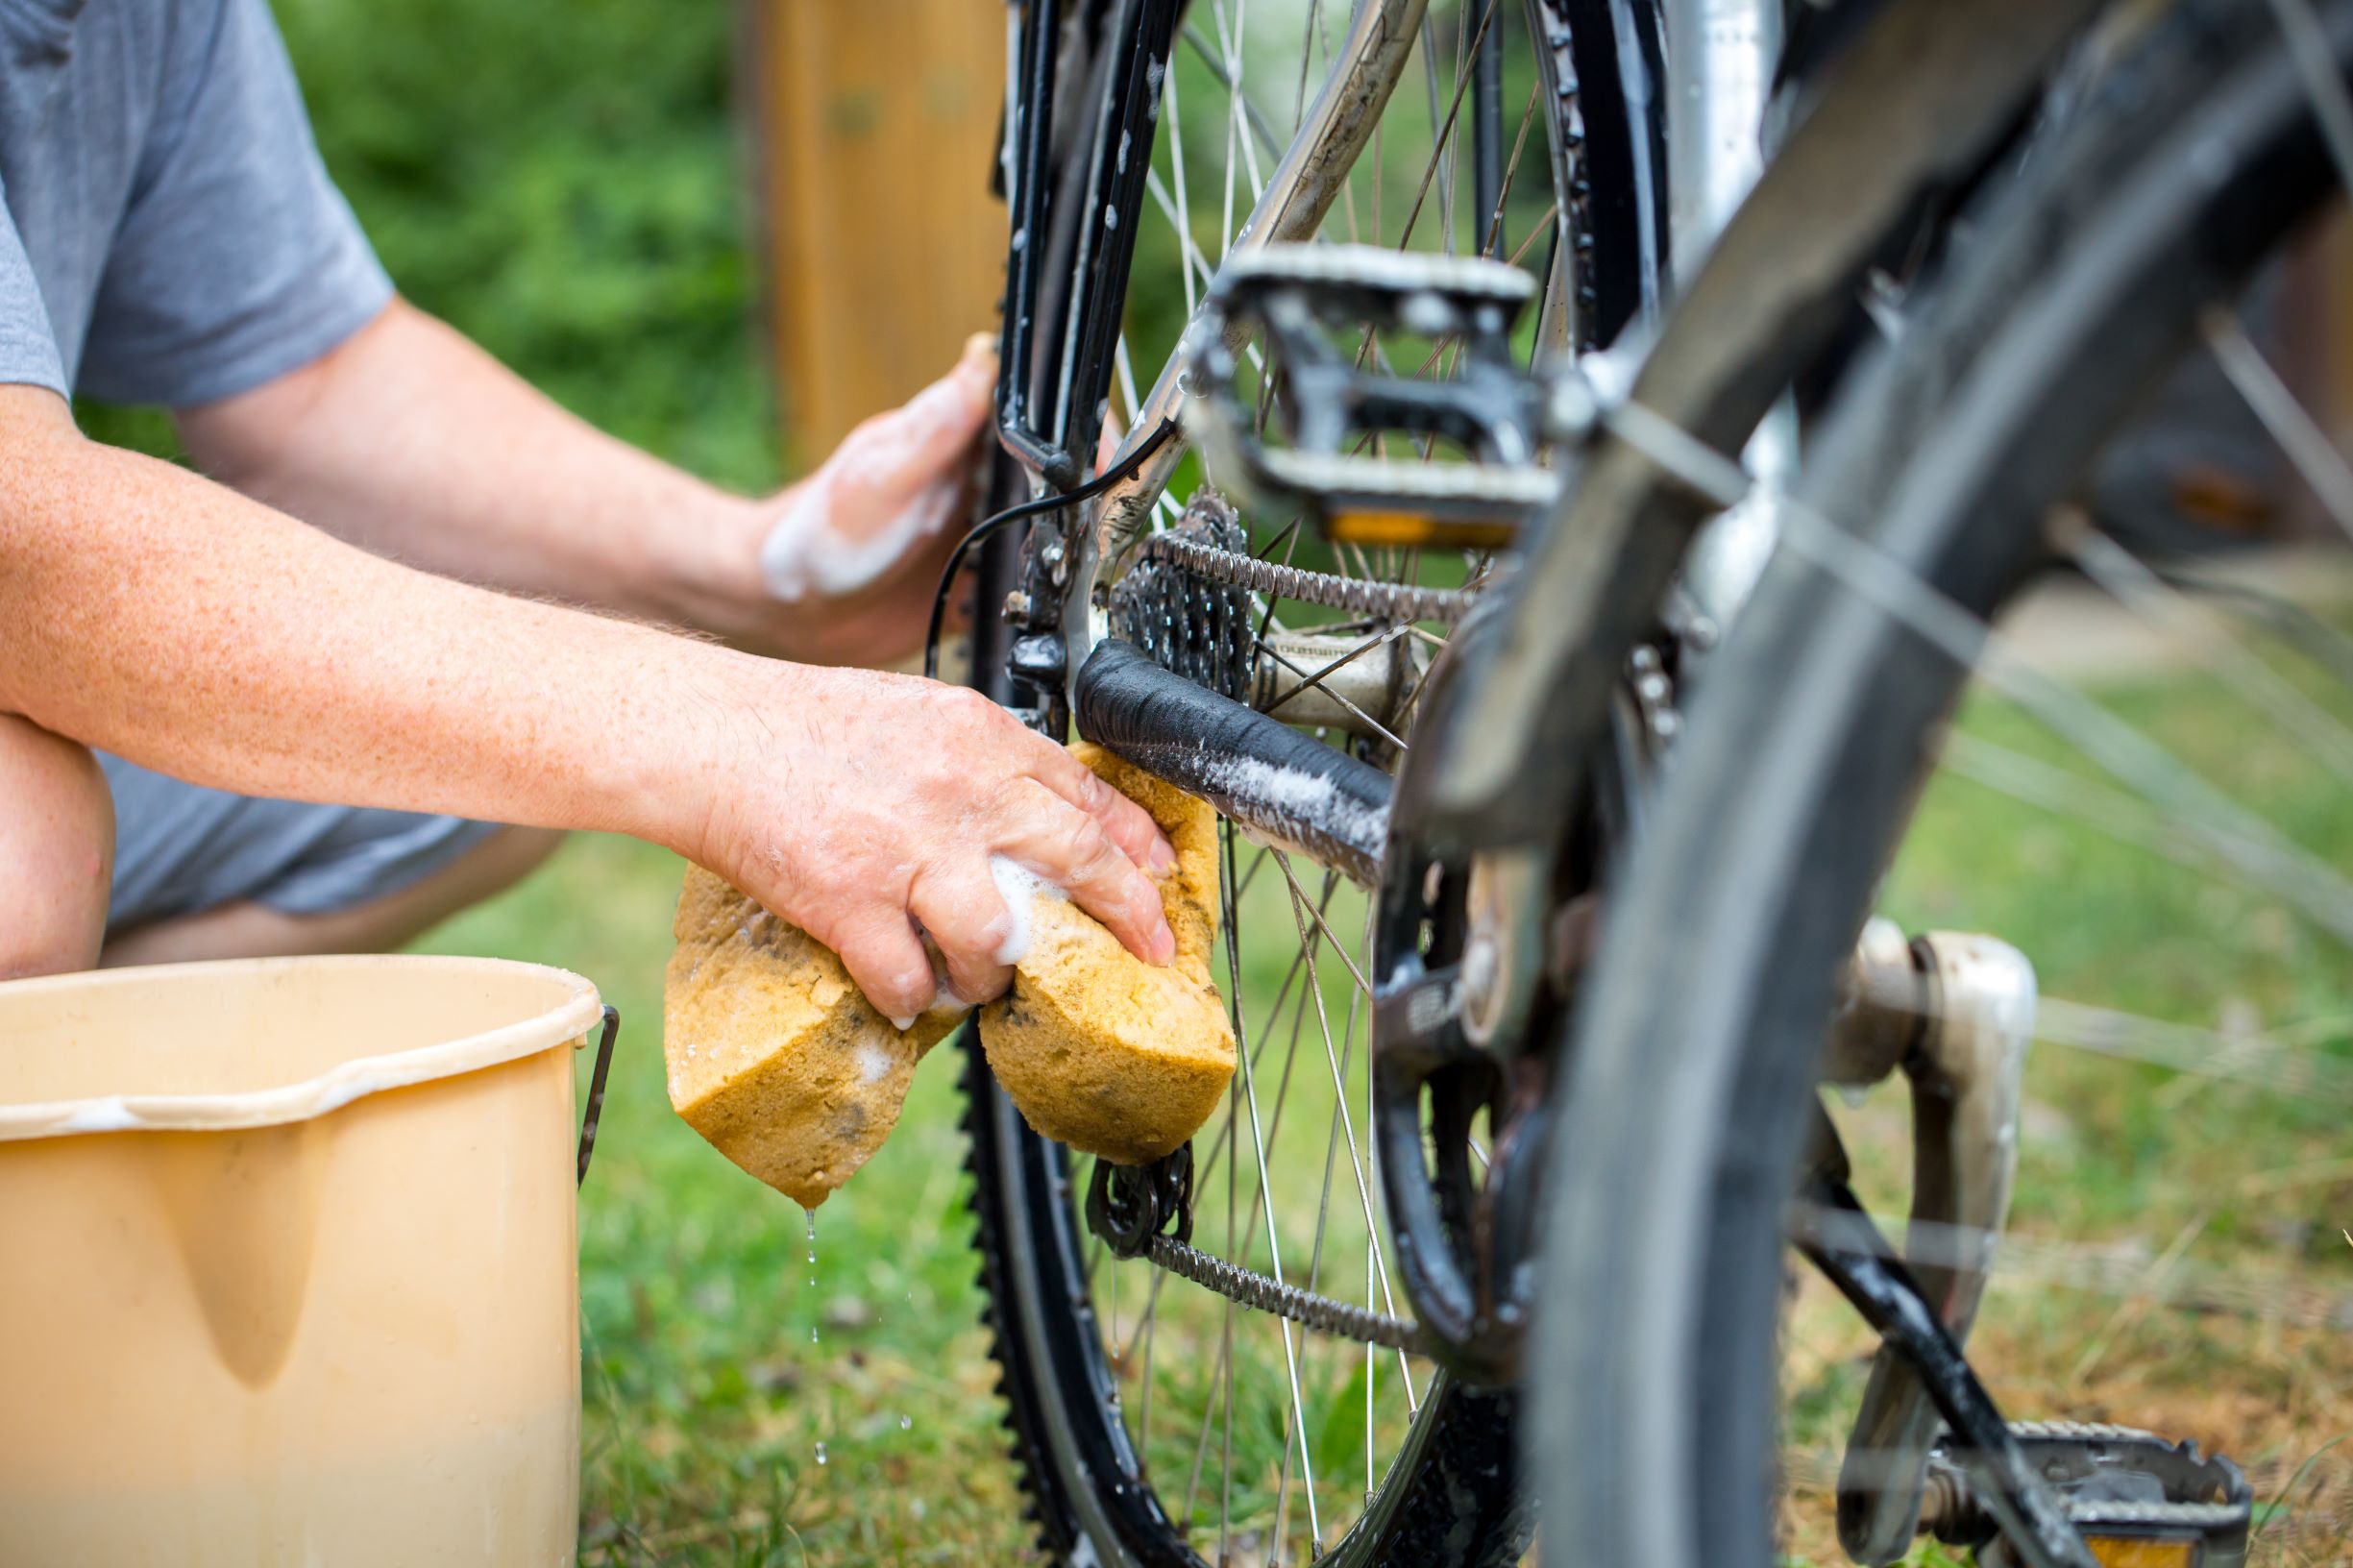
top-left (0, 716), bottom-right (112, 979)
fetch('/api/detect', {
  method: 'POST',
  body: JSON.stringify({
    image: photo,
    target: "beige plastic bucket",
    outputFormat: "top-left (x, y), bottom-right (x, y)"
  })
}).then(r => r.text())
top-left (0, 954), bottom-right (604, 1567)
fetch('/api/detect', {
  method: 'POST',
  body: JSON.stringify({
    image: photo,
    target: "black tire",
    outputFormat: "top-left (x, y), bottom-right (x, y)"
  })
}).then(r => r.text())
top-left (1532, 3), bottom-right (2349, 1564)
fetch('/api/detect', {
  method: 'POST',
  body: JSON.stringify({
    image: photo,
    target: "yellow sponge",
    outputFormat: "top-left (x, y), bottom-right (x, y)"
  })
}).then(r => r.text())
top-left (664, 743), bottom-right (1236, 1204)
top-left (663, 867), bottom-right (965, 1208)
top-left (977, 743), bottom-right (1237, 1165)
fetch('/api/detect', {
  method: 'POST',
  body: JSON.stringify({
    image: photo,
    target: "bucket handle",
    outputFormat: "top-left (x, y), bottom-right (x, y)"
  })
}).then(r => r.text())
top-left (576, 1004), bottom-right (621, 1187)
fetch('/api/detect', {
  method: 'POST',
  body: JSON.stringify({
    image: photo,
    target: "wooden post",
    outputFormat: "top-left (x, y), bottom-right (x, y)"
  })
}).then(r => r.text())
top-left (744, 0), bottom-right (1009, 466)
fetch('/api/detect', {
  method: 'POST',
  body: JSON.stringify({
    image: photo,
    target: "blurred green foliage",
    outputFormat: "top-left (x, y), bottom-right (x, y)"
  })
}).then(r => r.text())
top-left (83, 0), bottom-right (783, 491)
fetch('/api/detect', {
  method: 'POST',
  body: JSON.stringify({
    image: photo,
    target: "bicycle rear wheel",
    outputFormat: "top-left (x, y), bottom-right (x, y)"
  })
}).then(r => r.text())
top-left (1537, 3), bottom-right (2353, 1562)
top-left (963, 2), bottom-right (1666, 1563)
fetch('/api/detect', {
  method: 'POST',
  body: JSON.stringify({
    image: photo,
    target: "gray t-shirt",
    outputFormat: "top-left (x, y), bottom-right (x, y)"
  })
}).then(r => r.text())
top-left (0, 0), bottom-right (389, 405)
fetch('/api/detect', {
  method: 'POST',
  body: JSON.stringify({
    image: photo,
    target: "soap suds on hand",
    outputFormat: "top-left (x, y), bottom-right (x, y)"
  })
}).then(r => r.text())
top-left (756, 347), bottom-right (989, 602)
top-left (988, 854), bottom-right (1066, 967)
top-left (759, 472), bottom-right (958, 601)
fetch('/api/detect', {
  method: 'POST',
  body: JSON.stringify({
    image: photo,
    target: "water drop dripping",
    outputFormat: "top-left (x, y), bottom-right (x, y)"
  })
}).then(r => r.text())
top-left (815, 1441), bottom-right (828, 1467)
top-left (899, 1414), bottom-right (912, 1432)
top-left (811, 1324), bottom-right (821, 1345)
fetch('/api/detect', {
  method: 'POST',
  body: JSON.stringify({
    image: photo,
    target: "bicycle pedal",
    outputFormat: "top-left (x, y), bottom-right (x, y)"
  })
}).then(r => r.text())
top-left (1920, 1422), bottom-right (2251, 1568)
top-left (1187, 243), bottom-right (1559, 551)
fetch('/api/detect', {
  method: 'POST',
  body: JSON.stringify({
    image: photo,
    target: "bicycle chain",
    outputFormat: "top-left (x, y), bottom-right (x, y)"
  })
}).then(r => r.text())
top-left (1090, 1146), bottom-right (1431, 1350)
top-left (1113, 511), bottom-right (1465, 1351)
top-left (1144, 1234), bottom-right (1430, 1353)
top-left (1133, 528), bottom-right (1484, 625)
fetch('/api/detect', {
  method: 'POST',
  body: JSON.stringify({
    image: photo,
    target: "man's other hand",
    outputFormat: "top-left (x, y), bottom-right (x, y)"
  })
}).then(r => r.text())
top-left (730, 335), bottom-right (997, 668)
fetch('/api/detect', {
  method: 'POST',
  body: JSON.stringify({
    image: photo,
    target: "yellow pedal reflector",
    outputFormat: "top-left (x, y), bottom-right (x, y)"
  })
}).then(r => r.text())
top-left (1326, 509), bottom-right (1516, 551)
top-left (2086, 1535), bottom-right (2196, 1568)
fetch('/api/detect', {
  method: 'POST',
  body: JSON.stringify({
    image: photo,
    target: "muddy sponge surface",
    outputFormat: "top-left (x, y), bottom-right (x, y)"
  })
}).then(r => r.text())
top-left (664, 868), bottom-right (965, 1208)
top-left (977, 743), bottom-right (1237, 1165)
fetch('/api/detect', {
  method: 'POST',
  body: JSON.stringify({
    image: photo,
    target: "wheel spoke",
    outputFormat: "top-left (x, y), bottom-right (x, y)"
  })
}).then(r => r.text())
top-left (1277, 852), bottom-right (1423, 1412)
top-left (2203, 306), bottom-right (2353, 547)
top-left (1218, 825), bottom-right (1324, 1548)
top-left (2262, 0), bottom-right (2353, 197)
top-left (1181, 22), bottom-right (1286, 168)
top-left (2058, 519), bottom-right (2353, 785)
top-left (1605, 397), bottom-right (2353, 949)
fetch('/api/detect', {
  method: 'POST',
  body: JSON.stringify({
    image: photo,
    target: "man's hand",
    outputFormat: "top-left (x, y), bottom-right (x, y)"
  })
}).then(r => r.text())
top-left (738, 335), bottom-right (997, 668)
top-left (699, 664), bottom-right (1178, 1022)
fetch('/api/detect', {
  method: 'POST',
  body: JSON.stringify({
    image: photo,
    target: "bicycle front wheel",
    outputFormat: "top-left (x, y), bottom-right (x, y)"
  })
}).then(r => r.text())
top-left (1537, 2), bottom-right (2353, 1562)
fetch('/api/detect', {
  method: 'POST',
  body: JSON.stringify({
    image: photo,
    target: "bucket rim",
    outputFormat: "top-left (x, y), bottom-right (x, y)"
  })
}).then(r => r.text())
top-left (0, 955), bottom-right (603, 1140)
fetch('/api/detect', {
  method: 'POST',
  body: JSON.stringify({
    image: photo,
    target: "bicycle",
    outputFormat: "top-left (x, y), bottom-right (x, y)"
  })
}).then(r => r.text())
top-left (942, 0), bottom-right (2353, 1564)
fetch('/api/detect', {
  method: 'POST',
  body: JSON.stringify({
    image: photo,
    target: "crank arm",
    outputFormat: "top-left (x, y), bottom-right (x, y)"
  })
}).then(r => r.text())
top-left (1826, 924), bottom-right (2039, 1562)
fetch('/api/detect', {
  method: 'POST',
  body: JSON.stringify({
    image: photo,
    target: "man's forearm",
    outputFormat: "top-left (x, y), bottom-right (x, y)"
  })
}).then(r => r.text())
top-left (0, 389), bottom-right (758, 859)
top-left (174, 301), bottom-right (766, 633)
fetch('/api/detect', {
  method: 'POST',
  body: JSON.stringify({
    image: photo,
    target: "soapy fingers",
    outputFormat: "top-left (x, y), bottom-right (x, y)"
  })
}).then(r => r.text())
top-left (1028, 743), bottom-right (1177, 884)
top-left (908, 857), bottom-right (1017, 1007)
top-left (993, 777), bottom-right (1177, 968)
top-left (825, 906), bottom-right (943, 1030)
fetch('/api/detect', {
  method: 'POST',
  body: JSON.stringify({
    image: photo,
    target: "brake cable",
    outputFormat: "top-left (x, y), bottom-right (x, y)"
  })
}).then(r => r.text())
top-left (922, 417), bottom-right (1182, 681)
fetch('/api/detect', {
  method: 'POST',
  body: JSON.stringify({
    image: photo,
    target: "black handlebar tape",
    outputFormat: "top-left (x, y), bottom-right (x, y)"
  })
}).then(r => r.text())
top-left (1072, 638), bottom-right (1392, 886)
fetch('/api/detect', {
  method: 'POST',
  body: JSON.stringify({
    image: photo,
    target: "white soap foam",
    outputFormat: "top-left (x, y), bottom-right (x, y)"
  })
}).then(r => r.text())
top-left (1195, 754), bottom-right (1389, 852)
top-left (759, 472), bottom-right (959, 602)
top-left (57, 1095), bottom-right (138, 1135)
top-left (988, 854), bottom-right (1066, 968)
top-left (858, 1044), bottom-right (895, 1083)
top-left (887, 1013), bottom-right (918, 1033)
